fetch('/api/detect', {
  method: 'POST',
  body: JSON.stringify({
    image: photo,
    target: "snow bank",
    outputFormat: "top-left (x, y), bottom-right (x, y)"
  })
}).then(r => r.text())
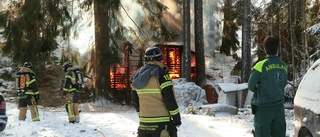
top-left (173, 78), bottom-right (207, 111)
top-left (199, 104), bottom-right (238, 115)
top-left (182, 103), bottom-right (238, 116)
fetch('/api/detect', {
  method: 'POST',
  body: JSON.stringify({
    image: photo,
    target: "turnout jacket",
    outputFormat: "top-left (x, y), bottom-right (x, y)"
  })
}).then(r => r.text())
top-left (248, 55), bottom-right (288, 107)
top-left (131, 61), bottom-right (181, 125)
top-left (63, 67), bottom-right (79, 94)
top-left (19, 67), bottom-right (39, 96)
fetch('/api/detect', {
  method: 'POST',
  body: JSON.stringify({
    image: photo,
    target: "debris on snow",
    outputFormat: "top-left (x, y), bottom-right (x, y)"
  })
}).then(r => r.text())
top-left (173, 78), bottom-right (208, 111)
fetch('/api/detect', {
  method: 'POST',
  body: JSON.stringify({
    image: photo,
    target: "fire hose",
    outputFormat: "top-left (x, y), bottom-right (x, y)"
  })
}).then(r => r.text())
top-left (95, 128), bottom-right (106, 137)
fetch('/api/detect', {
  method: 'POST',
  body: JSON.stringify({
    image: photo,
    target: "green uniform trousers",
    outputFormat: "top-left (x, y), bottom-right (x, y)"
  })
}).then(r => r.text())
top-left (254, 104), bottom-right (286, 137)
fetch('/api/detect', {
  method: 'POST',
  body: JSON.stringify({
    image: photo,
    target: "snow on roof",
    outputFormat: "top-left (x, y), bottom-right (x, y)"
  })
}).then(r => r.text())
top-left (218, 83), bottom-right (248, 93)
top-left (215, 75), bottom-right (248, 93)
top-left (294, 59), bottom-right (320, 114)
top-left (305, 23), bottom-right (320, 36)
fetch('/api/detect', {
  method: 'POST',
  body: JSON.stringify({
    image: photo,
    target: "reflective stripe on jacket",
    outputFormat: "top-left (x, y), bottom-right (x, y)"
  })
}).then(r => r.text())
top-left (135, 77), bottom-right (171, 123)
top-left (248, 55), bottom-right (288, 107)
top-left (63, 67), bottom-right (77, 93)
top-left (19, 67), bottom-right (39, 95)
top-left (131, 61), bottom-right (181, 124)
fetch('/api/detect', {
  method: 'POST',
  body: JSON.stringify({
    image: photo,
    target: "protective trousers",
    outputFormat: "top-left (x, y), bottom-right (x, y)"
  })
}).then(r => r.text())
top-left (18, 107), bottom-right (27, 120)
top-left (65, 92), bottom-right (80, 123)
top-left (253, 104), bottom-right (286, 137)
top-left (18, 95), bottom-right (40, 121)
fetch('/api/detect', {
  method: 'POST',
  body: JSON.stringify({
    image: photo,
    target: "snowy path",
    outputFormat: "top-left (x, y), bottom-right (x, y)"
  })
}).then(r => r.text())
top-left (0, 102), bottom-right (258, 137)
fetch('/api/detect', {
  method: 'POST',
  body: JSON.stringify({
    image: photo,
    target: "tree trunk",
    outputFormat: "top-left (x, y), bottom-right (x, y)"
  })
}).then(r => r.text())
top-left (194, 0), bottom-right (206, 86)
top-left (182, 0), bottom-right (191, 81)
top-left (93, 0), bottom-right (111, 96)
top-left (220, 0), bottom-right (232, 56)
top-left (302, 0), bottom-right (308, 69)
top-left (289, 0), bottom-right (297, 91)
top-left (276, 0), bottom-right (281, 59)
top-left (297, 0), bottom-right (307, 73)
top-left (241, 0), bottom-right (252, 108)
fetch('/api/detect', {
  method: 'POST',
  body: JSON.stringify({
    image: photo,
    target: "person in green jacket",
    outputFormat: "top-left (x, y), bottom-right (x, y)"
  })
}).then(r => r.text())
top-left (248, 36), bottom-right (287, 137)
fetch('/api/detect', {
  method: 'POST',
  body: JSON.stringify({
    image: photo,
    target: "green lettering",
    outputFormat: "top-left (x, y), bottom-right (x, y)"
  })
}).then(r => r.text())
top-left (265, 64), bottom-right (287, 72)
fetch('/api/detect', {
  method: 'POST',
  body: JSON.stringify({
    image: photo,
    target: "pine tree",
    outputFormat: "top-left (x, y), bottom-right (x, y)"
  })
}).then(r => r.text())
top-left (220, 0), bottom-right (240, 56)
top-left (80, 0), bottom-right (128, 102)
top-left (0, 0), bottom-right (73, 75)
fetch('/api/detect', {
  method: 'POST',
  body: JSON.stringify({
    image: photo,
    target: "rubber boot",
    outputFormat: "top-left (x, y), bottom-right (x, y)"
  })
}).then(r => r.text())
top-left (29, 105), bottom-right (40, 122)
top-left (18, 107), bottom-right (27, 121)
top-left (74, 103), bottom-right (80, 123)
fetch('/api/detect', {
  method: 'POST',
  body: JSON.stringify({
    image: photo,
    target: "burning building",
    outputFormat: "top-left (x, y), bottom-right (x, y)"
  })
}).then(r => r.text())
top-left (108, 43), bottom-right (197, 103)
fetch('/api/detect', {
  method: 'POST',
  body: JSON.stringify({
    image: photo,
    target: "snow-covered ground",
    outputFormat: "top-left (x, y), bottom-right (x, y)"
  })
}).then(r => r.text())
top-left (0, 99), bottom-right (293, 137)
top-left (0, 52), bottom-right (294, 137)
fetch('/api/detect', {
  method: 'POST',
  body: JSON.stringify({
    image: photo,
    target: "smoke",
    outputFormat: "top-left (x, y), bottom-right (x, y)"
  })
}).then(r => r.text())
top-left (0, 0), bottom-right (5, 11)
top-left (70, 0), bottom-right (223, 55)
top-left (202, 0), bottom-right (223, 56)
top-left (158, 0), bottom-right (183, 34)
top-left (70, 1), bottom-right (94, 54)
top-left (120, 0), bottom-right (145, 31)
top-left (157, 0), bottom-right (223, 55)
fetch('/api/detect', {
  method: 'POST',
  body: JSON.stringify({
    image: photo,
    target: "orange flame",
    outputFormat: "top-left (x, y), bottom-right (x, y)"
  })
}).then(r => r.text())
top-left (109, 45), bottom-right (197, 90)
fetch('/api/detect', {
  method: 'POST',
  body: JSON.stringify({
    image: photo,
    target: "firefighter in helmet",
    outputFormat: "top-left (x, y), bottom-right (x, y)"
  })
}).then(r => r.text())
top-left (62, 61), bottom-right (80, 123)
top-left (131, 46), bottom-right (181, 137)
top-left (18, 62), bottom-right (40, 122)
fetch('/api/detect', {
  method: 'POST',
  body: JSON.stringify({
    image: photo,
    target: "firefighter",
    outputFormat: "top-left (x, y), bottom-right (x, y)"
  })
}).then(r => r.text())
top-left (131, 46), bottom-right (182, 137)
top-left (18, 62), bottom-right (40, 122)
top-left (62, 61), bottom-right (80, 123)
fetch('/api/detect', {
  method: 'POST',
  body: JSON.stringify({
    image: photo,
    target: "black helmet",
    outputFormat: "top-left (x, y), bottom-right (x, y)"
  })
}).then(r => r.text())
top-left (23, 62), bottom-right (33, 69)
top-left (144, 46), bottom-right (163, 61)
top-left (63, 62), bottom-right (72, 72)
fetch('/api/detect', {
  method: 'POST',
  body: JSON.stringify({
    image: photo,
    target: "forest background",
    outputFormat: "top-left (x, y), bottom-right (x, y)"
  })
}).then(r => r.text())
top-left (0, 0), bottom-right (318, 107)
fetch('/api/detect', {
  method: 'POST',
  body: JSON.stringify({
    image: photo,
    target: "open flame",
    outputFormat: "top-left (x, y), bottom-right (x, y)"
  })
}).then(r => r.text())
top-left (161, 46), bottom-right (181, 79)
top-left (109, 44), bottom-right (197, 91)
top-left (110, 64), bottom-right (135, 90)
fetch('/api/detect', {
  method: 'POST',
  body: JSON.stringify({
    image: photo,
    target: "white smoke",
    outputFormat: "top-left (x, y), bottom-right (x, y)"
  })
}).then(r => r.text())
top-left (71, 0), bottom-right (224, 55)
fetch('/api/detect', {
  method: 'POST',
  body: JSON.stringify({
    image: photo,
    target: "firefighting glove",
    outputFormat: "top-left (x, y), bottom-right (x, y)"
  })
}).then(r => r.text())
top-left (174, 121), bottom-right (182, 127)
top-left (34, 94), bottom-right (40, 104)
top-left (16, 91), bottom-right (22, 96)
